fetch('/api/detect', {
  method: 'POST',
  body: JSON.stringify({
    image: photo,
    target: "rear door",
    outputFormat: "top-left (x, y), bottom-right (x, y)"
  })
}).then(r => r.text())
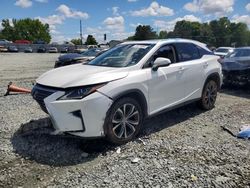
top-left (173, 43), bottom-right (207, 100)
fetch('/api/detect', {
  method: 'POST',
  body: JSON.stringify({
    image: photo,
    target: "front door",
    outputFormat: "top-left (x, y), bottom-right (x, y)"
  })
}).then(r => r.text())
top-left (146, 45), bottom-right (188, 115)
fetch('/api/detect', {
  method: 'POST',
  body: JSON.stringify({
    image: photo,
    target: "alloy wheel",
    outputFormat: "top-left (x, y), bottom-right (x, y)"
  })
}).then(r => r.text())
top-left (203, 81), bottom-right (217, 109)
top-left (111, 103), bottom-right (139, 139)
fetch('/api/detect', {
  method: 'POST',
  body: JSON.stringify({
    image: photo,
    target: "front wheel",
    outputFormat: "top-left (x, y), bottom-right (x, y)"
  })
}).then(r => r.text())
top-left (199, 80), bottom-right (218, 110)
top-left (104, 97), bottom-right (143, 145)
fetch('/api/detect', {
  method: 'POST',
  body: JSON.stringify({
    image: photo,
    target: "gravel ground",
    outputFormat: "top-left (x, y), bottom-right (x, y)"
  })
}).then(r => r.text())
top-left (0, 53), bottom-right (250, 188)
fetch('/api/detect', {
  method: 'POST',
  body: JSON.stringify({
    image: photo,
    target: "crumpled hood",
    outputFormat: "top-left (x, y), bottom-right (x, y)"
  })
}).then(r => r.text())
top-left (36, 64), bottom-right (129, 88)
top-left (222, 57), bottom-right (250, 71)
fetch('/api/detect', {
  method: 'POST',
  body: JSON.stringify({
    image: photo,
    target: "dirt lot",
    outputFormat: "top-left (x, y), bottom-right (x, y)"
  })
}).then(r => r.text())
top-left (0, 53), bottom-right (250, 188)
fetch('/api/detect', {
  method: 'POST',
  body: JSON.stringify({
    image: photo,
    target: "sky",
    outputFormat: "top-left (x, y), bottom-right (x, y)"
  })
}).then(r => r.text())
top-left (0, 0), bottom-right (250, 43)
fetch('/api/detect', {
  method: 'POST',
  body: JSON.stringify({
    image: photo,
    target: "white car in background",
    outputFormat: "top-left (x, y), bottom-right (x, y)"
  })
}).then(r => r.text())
top-left (0, 39), bottom-right (12, 45)
top-left (32, 39), bottom-right (222, 144)
top-left (48, 47), bottom-right (58, 53)
top-left (214, 47), bottom-right (234, 58)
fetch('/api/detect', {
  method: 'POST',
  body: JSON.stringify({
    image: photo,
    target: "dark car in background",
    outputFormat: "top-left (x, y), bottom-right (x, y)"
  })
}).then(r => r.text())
top-left (34, 40), bottom-right (46, 44)
top-left (8, 46), bottom-right (18, 52)
top-left (24, 47), bottom-right (33, 53)
top-left (74, 47), bottom-right (87, 54)
top-left (60, 47), bottom-right (69, 53)
top-left (221, 47), bottom-right (250, 86)
top-left (37, 46), bottom-right (46, 53)
top-left (54, 48), bottom-right (105, 68)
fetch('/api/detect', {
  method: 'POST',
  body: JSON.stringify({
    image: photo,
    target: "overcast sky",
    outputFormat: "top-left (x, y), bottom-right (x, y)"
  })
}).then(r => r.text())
top-left (1, 0), bottom-right (250, 42)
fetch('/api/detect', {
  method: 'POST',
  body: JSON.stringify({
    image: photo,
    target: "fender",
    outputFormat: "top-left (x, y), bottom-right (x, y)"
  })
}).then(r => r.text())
top-left (112, 89), bottom-right (148, 117)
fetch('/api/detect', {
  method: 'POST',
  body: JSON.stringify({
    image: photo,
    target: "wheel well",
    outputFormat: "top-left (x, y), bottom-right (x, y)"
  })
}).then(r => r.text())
top-left (205, 73), bottom-right (221, 89)
top-left (113, 90), bottom-right (148, 118)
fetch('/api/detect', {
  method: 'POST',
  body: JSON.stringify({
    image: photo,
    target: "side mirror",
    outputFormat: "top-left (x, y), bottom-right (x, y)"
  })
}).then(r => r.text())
top-left (152, 57), bottom-right (171, 71)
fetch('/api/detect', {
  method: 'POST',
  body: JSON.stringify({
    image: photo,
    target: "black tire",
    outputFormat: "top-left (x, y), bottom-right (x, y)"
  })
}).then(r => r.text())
top-left (199, 79), bottom-right (218, 110)
top-left (104, 97), bottom-right (143, 145)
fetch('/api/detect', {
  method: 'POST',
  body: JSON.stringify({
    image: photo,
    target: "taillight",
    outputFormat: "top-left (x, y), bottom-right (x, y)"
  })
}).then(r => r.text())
top-left (218, 58), bottom-right (223, 64)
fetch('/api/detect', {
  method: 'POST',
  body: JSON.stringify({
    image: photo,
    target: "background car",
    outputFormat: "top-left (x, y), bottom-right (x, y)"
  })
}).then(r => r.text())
top-left (24, 47), bottom-right (33, 53)
top-left (48, 47), bottom-right (58, 53)
top-left (8, 46), bottom-right (18, 52)
top-left (214, 47), bottom-right (234, 58)
top-left (0, 39), bottom-right (12, 45)
top-left (221, 47), bottom-right (250, 86)
top-left (74, 47), bottom-right (87, 54)
top-left (54, 48), bottom-right (104, 68)
top-left (87, 45), bottom-right (98, 49)
top-left (60, 47), bottom-right (68, 53)
top-left (37, 46), bottom-right (46, 53)
top-left (0, 45), bottom-right (8, 52)
top-left (14, 40), bottom-right (32, 44)
top-left (33, 40), bottom-right (46, 44)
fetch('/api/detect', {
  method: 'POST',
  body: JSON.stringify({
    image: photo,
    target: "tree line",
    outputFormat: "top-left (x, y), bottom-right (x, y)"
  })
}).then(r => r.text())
top-left (71, 35), bottom-right (98, 45)
top-left (0, 18), bottom-right (51, 43)
top-left (1, 17), bottom-right (250, 47)
top-left (128, 17), bottom-right (250, 47)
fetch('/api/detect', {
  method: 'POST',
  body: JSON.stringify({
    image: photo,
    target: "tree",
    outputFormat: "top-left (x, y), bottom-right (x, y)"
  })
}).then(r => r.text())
top-left (158, 31), bottom-right (168, 39)
top-left (126, 35), bottom-right (135, 41)
top-left (71, 38), bottom-right (82, 45)
top-left (230, 22), bottom-right (249, 46)
top-left (0, 31), bottom-right (4, 39)
top-left (127, 17), bottom-right (250, 46)
top-left (247, 31), bottom-right (250, 46)
top-left (166, 31), bottom-right (175, 38)
top-left (85, 35), bottom-right (98, 45)
top-left (210, 17), bottom-right (231, 47)
top-left (0, 18), bottom-right (51, 43)
top-left (200, 22), bottom-right (215, 46)
top-left (166, 17), bottom-right (250, 47)
top-left (172, 20), bottom-right (202, 40)
top-left (134, 25), bottom-right (158, 40)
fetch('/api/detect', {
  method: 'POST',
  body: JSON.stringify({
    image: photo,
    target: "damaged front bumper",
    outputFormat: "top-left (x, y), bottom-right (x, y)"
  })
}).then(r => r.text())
top-left (32, 84), bottom-right (113, 138)
top-left (222, 69), bottom-right (250, 85)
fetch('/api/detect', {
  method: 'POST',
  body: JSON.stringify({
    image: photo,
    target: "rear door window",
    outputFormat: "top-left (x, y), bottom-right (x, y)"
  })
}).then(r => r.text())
top-left (174, 43), bottom-right (200, 62)
top-left (196, 45), bottom-right (213, 56)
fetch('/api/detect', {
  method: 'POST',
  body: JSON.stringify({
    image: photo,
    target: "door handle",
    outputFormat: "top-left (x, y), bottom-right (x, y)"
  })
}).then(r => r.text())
top-left (204, 62), bottom-right (209, 68)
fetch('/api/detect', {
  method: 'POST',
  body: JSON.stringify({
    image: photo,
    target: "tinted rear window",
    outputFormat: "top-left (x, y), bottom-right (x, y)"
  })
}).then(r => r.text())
top-left (197, 45), bottom-right (212, 56)
top-left (175, 43), bottom-right (200, 62)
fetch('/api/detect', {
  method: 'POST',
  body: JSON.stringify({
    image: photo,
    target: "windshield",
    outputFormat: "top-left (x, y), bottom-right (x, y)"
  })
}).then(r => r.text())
top-left (81, 49), bottom-right (101, 57)
top-left (225, 49), bottom-right (250, 58)
top-left (215, 48), bottom-right (230, 53)
top-left (86, 44), bottom-right (154, 67)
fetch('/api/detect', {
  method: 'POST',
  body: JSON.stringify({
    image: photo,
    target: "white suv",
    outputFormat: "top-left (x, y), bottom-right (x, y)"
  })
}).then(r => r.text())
top-left (32, 39), bottom-right (222, 144)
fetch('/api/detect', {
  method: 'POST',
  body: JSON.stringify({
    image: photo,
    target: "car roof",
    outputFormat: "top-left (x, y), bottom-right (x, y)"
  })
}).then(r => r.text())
top-left (216, 47), bottom-right (234, 49)
top-left (121, 38), bottom-right (207, 47)
top-left (236, 47), bottom-right (250, 50)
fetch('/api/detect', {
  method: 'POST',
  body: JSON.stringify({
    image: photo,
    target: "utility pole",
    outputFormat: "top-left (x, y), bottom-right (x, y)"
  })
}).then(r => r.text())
top-left (104, 33), bottom-right (107, 44)
top-left (80, 20), bottom-right (83, 45)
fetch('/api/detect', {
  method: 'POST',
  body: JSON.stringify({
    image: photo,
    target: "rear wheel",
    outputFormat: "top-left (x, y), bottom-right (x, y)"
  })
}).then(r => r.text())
top-left (104, 97), bottom-right (143, 145)
top-left (199, 80), bottom-right (218, 110)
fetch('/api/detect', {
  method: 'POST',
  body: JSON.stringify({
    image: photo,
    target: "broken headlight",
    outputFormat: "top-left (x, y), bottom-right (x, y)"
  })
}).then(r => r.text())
top-left (58, 83), bottom-right (106, 100)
